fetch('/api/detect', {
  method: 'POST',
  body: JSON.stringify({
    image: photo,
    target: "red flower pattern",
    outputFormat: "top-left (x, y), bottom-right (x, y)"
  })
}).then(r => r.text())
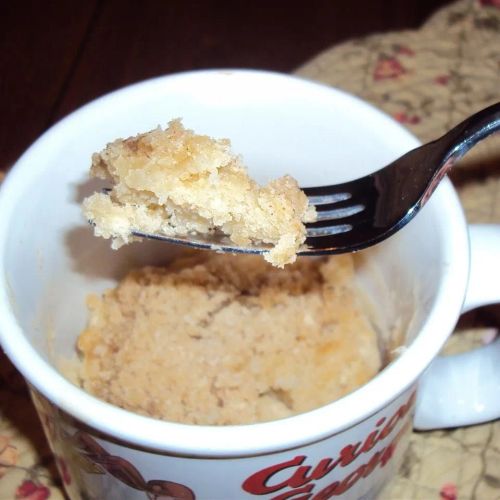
top-left (373, 57), bottom-right (407, 80)
top-left (393, 112), bottom-right (421, 125)
top-left (440, 482), bottom-right (457, 500)
top-left (434, 74), bottom-right (451, 85)
top-left (15, 480), bottom-right (50, 500)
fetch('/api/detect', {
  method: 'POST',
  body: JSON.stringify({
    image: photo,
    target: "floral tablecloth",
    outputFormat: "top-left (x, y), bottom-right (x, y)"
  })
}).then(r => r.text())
top-left (1, 0), bottom-right (500, 498)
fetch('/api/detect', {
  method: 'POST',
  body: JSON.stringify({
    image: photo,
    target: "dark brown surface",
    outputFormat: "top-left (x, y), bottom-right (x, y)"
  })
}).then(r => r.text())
top-left (1, 0), bottom-right (452, 170)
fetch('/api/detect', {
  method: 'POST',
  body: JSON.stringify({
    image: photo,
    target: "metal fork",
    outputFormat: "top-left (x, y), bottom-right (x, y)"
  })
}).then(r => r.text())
top-left (131, 101), bottom-right (500, 255)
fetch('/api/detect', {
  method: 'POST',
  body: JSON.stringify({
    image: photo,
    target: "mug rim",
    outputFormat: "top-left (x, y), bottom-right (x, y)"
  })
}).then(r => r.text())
top-left (0, 69), bottom-right (470, 456)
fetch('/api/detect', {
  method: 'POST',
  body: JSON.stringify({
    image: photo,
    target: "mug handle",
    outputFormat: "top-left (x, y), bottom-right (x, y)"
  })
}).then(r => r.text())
top-left (414, 224), bottom-right (500, 430)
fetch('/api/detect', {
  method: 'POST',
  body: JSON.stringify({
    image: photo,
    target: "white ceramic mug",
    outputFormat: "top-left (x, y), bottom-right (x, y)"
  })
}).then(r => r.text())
top-left (1, 70), bottom-right (499, 500)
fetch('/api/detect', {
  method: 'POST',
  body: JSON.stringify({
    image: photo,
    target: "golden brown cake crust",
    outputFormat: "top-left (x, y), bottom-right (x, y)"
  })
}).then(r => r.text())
top-left (77, 253), bottom-right (381, 425)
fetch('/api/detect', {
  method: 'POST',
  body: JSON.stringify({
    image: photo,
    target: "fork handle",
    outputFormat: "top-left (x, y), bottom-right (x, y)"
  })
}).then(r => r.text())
top-left (440, 101), bottom-right (500, 163)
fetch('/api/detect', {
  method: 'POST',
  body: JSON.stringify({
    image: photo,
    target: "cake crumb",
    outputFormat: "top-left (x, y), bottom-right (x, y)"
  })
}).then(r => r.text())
top-left (77, 253), bottom-right (381, 425)
top-left (83, 120), bottom-right (316, 267)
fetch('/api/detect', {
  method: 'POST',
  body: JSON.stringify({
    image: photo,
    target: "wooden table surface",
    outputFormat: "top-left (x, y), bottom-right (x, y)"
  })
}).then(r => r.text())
top-left (1, 0), bottom-right (452, 171)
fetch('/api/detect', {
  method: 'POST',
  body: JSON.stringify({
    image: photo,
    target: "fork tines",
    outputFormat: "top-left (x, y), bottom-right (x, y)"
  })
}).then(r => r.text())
top-left (303, 187), bottom-right (366, 237)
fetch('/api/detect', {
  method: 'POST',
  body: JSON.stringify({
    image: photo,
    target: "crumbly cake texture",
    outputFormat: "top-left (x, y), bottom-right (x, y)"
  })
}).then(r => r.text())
top-left (82, 120), bottom-right (316, 268)
top-left (77, 253), bottom-right (381, 425)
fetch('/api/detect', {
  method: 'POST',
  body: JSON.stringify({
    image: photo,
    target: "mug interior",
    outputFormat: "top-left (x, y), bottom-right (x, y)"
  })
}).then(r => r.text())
top-left (0, 70), bottom-right (468, 455)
